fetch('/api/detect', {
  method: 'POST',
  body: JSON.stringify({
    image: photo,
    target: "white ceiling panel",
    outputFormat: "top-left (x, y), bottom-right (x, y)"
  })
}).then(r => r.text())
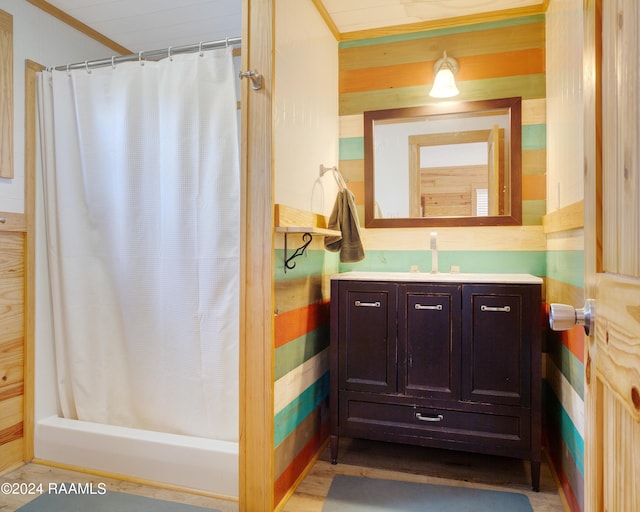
top-left (43, 0), bottom-right (543, 54)
top-left (322, 0), bottom-right (542, 33)
top-left (45, 0), bottom-right (243, 52)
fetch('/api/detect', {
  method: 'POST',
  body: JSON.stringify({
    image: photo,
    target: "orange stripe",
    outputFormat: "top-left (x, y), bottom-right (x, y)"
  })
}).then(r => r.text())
top-left (274, 420), bottom-right (329, 507)
top-left (340, 61), bottom-right (431, 94)
top-left (348, 181), bottom-right (365, 204)
top-left (340, 48), bottom-right (544, 94)
top-left (544, 303), bottom-right (584, 363)
top-left (456, 48), bottom-right (545, 81)
top-left (560, 326), bottom-right (585, 364)
top-left (274, 300), bottom-right (330, 348)
top-left (522, 173), bottom-right (546, 200)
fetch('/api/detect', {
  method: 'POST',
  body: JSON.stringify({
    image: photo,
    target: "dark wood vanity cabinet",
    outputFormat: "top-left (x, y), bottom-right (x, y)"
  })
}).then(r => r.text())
top-left (330, 275), bottom-right (542, 491)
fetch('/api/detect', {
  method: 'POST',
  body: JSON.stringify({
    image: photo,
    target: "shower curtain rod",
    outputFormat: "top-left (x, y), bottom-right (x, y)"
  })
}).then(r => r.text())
top-left (52, 36), bottom-right (242, 72)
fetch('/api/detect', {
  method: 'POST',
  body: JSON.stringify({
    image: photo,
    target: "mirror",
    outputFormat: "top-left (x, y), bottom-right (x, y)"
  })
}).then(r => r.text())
top-left (364, 97), bottom-right (522, 228)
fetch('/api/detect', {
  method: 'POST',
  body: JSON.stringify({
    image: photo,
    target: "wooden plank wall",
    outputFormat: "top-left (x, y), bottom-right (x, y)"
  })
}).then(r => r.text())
top-left (0, 9), bottom-right (13, 179)
top-left (273, 222), bottom-right (338, 508)
top-left (0, 8), bottom-right (23, 474)
top-left (338, 14), bottom-right (547, 226)
top-left (0, 228), bottom-right (25, 474)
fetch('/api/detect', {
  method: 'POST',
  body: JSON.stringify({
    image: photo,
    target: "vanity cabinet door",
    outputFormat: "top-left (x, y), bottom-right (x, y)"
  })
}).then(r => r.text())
top-left (398, 284), bottom-right (461, 400)
top-left (461, 285), bottom-right (535, 407)
top-left (337, 282), bottom-right (397, 394)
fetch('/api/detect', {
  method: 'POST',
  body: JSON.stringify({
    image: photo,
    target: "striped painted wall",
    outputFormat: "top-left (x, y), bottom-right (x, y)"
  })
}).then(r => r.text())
top-left (272, 0), bottom-right (339, 504)
top-left (338, 14), bottom-right (547, 227)
top-left (545, 238), bottom-right (585, 511)
top-left (543, 1), bottom-right (586, 509)
top-left (273, 236), bottom-right (338, 506)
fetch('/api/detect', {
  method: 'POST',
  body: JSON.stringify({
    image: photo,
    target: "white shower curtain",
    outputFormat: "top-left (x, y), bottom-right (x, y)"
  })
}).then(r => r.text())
top-left (37, 47), bottom-right (239, 441)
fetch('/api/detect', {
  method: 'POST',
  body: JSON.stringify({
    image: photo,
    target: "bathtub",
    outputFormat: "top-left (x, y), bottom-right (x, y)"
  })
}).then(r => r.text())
top-left (33, 172), bottom-right (238, 500)
top-left (34, 416), bottom-right (238, 499)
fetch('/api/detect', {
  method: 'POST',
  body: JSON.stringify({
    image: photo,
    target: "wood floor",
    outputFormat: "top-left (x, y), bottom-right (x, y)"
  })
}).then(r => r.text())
top-left (284, 438), bottom-right (567, 511)
top-left (1, 438), bottom-right (566, 512)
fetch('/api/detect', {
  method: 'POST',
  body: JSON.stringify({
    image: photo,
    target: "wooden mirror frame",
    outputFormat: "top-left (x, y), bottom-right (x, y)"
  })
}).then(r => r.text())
top-left (364, 97), bottom-right (522, 228)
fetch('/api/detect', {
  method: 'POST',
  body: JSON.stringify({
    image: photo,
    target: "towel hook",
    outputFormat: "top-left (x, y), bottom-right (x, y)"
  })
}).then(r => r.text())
top-left (320, 165), bottom-right (346, 190)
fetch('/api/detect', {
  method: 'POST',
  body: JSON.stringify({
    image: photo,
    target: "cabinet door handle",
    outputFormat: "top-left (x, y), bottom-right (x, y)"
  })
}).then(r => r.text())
top-left (480, 305), bottom-right (511, 313)
top-left (354, 300), bottom-right (381, 308)
top-left (415, 412), bottom-right (444, 422)
top-left (414, 304), bottom-right (443, 311)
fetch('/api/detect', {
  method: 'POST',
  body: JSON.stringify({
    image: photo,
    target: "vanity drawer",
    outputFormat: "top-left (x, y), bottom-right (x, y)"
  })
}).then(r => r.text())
top-left (341, 397), bottom-right (530, 448)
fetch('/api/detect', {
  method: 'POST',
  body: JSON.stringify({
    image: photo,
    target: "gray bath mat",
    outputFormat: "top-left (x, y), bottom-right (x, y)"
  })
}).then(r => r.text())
top-left (15, 488), bottom-right (220, 512)
top-left (322, 474), bottom-right (533, 512)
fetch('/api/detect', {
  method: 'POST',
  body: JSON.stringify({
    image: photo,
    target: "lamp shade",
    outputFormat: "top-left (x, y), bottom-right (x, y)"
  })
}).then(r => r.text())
top-left (429, 52), bottom-right (459, 98)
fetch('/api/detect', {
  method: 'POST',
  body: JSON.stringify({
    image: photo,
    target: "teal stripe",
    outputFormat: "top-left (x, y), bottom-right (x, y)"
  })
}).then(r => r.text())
top-left (340, 250), bottom-right (545, 276)
top-left (339, 137), bottom-right (364, 160)
top-left (340, 125), bottom-right (546, 158)
top-left (547, 250), bottom-right (584, 288)
top-left (275, 249), bottom-right (338, 281)
top-left (339, 14), bottom-right (545, 48)
top-left (523, 124), bottom-right (546, 150)
top-left (275, 372), bottom-right (330, 447)
top-left (274, 327), bottom-right (329, 381)
top-left (543, 380), bottom-right (585, 476)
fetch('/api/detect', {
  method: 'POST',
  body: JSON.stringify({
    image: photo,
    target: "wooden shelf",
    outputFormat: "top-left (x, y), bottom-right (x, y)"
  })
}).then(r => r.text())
top-left (275, 226), bottom-right (340, 236)
top-left (274, 204), bottom-right (340, 272)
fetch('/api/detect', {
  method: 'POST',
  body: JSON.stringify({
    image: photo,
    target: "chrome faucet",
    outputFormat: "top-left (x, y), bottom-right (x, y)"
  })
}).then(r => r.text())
top-left (430, 231), bottom-right (438, 273)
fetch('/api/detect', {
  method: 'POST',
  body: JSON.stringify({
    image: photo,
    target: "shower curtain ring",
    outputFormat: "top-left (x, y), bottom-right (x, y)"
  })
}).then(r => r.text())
top-left (168, 46), bottom-right (173, 61)
top-left (199, 42), bottom-right (204, 57)
top-left (139, 51), bottom-right (145, 66)
top-left (66, 64), bottom-right (71, 77)
top-left (85, 60), bottom-right (92, 74)
top-left (111, 56), bottom-right (116, 69)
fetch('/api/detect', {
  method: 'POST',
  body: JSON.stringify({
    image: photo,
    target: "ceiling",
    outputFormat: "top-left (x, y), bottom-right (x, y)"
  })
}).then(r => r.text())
top-left (42, 0), bottom-right (543, 54)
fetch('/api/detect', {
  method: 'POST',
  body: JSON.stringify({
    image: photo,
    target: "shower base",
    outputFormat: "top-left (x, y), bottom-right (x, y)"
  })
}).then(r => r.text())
top-left (34, 415), bottom-right (238, 499)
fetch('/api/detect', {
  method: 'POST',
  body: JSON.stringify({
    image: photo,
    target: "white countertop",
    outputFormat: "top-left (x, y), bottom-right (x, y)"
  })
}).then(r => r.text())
top-left (331, 271), bottom-right (543, 284)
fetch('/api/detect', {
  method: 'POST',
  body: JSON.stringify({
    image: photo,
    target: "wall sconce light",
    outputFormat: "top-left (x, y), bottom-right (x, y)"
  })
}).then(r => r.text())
top-left (429, 51), bottom-right (459, 98)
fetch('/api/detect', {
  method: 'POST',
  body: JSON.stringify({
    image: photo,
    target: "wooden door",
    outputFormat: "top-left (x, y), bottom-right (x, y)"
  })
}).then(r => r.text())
top-left (583, 1), bottom-right (640, 510)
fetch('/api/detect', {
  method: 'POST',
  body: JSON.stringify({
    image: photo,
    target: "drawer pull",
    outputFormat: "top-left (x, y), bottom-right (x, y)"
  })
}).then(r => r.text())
top-left (355, 300), bottom-right (381, 308)
top-left (415, 304), bottom-right (443, 311)
top-left (481, 305), bottom-right (511, 313)
top-left (415, 412), bottom-right (444, 422)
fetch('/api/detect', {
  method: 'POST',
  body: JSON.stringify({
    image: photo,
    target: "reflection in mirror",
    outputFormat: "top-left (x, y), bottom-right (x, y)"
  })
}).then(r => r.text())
top-left (364, 98), bottom-right (522, 228)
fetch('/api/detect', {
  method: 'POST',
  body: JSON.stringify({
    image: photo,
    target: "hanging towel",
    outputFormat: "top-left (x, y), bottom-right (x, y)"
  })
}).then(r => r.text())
top-left (325, 188), bottom-right (365, 263)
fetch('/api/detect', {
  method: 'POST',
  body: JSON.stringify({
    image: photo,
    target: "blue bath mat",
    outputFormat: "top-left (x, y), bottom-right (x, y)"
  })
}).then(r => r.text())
top-left (15, 488), bottom-right (221, 512)
top-left (322, 475), bottom-right (533, 512)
